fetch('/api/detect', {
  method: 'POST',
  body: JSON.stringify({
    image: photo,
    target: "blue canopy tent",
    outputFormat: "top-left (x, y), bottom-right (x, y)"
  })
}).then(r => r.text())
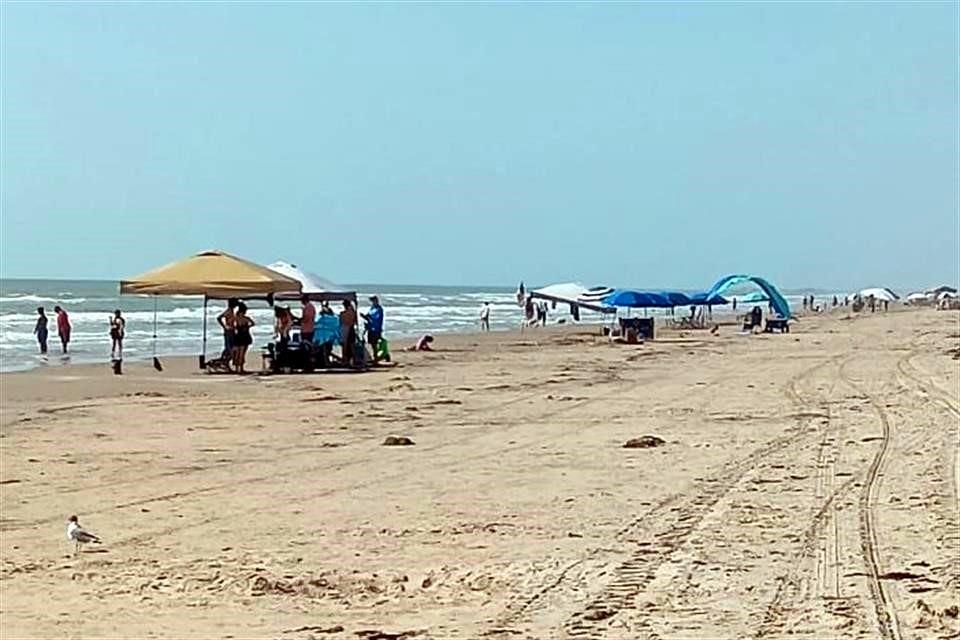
top-left (689, 292), bottom-right (728, 306)
top-left (655, 291), bottom-right (693, 307)
top-left (603, 289), bottom-right (674, 308)
top-left (707, 274), bottom-right (792, 318)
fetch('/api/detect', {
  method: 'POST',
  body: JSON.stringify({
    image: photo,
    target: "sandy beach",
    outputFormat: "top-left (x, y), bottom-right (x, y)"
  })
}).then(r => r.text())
top-left (1, 309), bottom-right (957, 640)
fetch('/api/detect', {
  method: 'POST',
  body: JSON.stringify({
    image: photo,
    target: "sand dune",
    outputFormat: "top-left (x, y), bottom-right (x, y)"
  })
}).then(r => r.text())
top-left (1, 310), bottom-right (958, 639)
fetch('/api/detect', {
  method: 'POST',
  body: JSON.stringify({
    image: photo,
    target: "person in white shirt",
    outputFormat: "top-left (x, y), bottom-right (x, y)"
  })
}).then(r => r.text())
top-left (480, 302), bottom-right (491, 331)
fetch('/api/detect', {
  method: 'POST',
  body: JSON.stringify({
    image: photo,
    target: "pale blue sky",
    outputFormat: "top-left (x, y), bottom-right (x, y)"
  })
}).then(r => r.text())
top-left (1, 2), bottom-right (957, 290)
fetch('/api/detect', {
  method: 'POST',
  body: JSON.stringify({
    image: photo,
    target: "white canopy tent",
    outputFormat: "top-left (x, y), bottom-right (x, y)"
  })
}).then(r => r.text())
top-left (268, 261), bottom-right (357, 303)
top-left (855, 287), bottom-right (899, 302)
top-left (529, 282), bottom-right (615, 314)
top-left (906, 292), bottom-right (932, 304)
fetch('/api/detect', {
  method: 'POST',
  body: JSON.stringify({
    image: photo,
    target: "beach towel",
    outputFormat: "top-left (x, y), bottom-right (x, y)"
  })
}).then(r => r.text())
top-left (313, 315), bottom-right (341, 345)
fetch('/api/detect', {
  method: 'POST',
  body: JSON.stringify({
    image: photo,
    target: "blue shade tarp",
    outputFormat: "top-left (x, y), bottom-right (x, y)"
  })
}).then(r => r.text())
top-left (603, 289), bottom-right (674, 308)
top-left (707, 274), bottom-right (792, 318)
top-left (689, 292), bottom-right (728, 305)
top-left (654, 291), bottom-right (693, 306)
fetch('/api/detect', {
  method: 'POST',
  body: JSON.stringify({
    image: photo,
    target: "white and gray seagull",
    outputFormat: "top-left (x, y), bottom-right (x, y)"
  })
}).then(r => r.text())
top-left (66, 515), bottom-right (101, 555)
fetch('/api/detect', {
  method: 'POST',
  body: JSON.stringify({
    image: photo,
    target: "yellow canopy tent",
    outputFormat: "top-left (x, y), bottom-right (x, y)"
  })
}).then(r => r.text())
top-left (120, 250), bottom-right (301, 368)
top-left (120, 249), bottom-right (300, 297)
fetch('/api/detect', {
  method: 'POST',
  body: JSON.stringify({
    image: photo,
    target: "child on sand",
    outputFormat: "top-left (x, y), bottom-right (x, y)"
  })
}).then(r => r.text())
top-left (407, 335), bottom-right (434, 351)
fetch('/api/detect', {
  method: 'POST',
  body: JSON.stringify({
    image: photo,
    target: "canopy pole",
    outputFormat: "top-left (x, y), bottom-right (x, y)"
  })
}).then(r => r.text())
top-left (151, 295), bottom-right (163, 371)
top-left (202, 295), bottom-right (208, 367)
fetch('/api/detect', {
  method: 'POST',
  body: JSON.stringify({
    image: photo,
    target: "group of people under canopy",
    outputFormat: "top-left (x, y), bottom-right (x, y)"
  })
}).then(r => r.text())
top-left (231, 293), bottom-right (385, 373)
top-left (119, 250), bottom-right (388, 373)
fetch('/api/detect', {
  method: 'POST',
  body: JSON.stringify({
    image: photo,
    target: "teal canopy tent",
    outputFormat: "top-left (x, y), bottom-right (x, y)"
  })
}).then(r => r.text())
top-left (707, 275), bottom-right (792, 318)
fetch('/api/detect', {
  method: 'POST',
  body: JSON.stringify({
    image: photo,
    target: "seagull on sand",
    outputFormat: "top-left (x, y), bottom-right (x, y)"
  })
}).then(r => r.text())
top-left (66, 515), bottom-right (101, 555)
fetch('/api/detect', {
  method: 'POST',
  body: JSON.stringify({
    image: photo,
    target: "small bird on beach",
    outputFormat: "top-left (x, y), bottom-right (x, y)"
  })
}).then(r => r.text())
top-left (66, 515), bottom-right (101, 555)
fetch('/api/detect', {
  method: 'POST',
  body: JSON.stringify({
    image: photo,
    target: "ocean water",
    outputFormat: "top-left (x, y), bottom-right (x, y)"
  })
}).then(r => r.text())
top-left (0, 279), bottom-right (841, 373)
top-left (0, 280), bottom-right (555, 372)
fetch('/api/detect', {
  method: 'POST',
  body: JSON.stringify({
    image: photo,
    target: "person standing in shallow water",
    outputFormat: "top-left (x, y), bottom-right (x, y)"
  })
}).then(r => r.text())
top-left (54, 305), bottom-right (71, 354)
top-left (110, 310), bottom-right (126, 360)
top-left (480, 302), bottom-right (491, 332)
top-left (34, 307), bottom-right (48, 355)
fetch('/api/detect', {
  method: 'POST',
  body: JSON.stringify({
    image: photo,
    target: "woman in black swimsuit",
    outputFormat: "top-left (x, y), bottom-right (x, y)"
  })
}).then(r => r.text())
top-left (232, 302), bottom-right (255, 374)
top-left (34, 307), bottom-right (48, 355)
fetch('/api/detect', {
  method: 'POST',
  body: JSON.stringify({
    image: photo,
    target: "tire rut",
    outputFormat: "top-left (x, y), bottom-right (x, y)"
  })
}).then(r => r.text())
top-left (839, 357), bottom-right (902, 640)
top-left (551, 358), bottom-right (837, 640)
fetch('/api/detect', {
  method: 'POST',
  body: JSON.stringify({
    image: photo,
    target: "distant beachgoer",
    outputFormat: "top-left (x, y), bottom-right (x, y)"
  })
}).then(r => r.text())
top-left (869, 295), bottom-right (876, 313)
top-left (407, 334), bottom-right (434, 351)
top-left (110, 310), bottom-right (126, 360)
top-left (362, 296), bottom-right (385, 363)
top-left (540, 302), bottom-right (549, 326)
top-left (883, 299), bottom-right (889, 312)
top-left (217, 298), bottom-right (238, 360)
top-left (299, 295), bottom-right (317, 343)
top-left (844, 296), bottom-right (849, 306)
top-left (54, 305), bottom-right (71, 354)
top-left (751, 305), bottom-right (763, 330)
top-left (525, 296), bottom-right (535, 326)
top-left (340, 300), bottom-right (358, 363)
top-left (732, 297), bottom-right (737, 311)
top-left (832, 295), bottom-right (838, 308)
top-left (34, 307), bottom-right (48, 355)
top-left (480, 302), bottom-right (491, 331)
top-left (809, 296), bottom-right (815, 312)
top-left (232, 302), bottom-right (254, 374)
top-left (802, 296), bottom-right (808, 311)
top-left (320, 300), bottom-right (334, 316)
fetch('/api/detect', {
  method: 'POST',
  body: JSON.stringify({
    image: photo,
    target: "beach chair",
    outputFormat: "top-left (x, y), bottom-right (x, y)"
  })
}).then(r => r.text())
top-left (204, 353), bottom-right (233, 373)
top-left (764, 318), bottom-right (790, 333)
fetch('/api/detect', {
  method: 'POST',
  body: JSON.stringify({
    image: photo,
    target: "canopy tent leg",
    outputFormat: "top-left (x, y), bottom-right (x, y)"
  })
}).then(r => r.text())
top-left (201, 295), bottom-right (208, 369)
top-left (152, 296), bottom-right (163, 371)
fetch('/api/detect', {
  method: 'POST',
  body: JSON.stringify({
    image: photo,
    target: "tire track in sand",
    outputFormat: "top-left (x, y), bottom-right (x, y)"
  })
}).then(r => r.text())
top-left (755, 355), bottom-right (853, 638)
top-left (505, 357), bottom-right (838, 640)
top-left (480, 360), bottom-right (806, 639)
top-left (757, 350), bottom-right (945, 638)
top-left (894, 348), bottom-right (960, 592)
top-left (839, 357), bottom-right (902, 640)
